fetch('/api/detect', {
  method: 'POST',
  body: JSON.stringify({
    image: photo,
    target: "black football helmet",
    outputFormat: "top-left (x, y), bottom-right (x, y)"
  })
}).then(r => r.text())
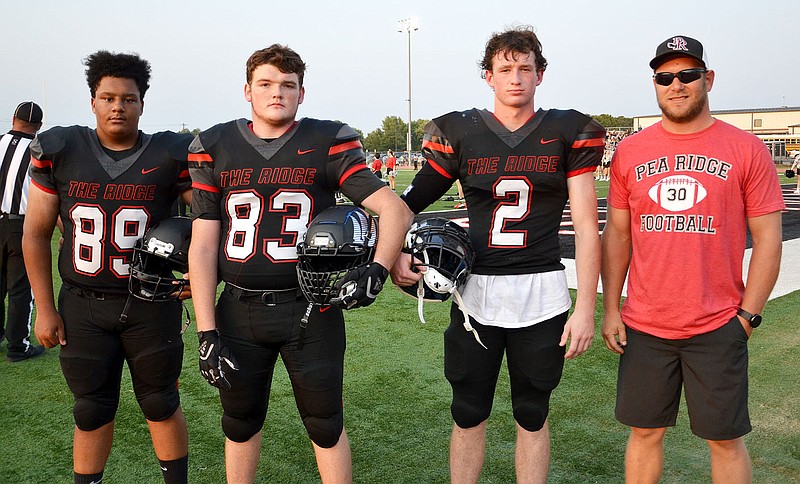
top-left (401, 217), bottom-right (474, 302)
top-left (297, 205), bottom-right (378, 305)
top-left (129, 216), bottom-right (192, 301)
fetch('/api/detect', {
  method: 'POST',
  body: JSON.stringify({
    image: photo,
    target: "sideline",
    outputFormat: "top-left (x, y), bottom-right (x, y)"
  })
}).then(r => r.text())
top-left (566, 237), bottom-right (800, 300)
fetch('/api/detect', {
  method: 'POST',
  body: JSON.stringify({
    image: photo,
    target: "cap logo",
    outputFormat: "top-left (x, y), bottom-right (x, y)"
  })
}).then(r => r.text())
top-left (666, 37), bottom-right (689, 52)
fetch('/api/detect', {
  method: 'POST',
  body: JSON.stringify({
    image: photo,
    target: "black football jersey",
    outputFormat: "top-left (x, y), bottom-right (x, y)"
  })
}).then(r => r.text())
top-left (28, 126), bottom-right (192, 293)
top-left (189, 118), bottom-right (384, 290)
top-left (403, 108), bottom-right (605, 275)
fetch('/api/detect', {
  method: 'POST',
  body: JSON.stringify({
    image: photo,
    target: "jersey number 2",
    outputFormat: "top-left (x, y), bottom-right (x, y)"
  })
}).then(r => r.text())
top-left (490, 177), bottom-right (532, 247)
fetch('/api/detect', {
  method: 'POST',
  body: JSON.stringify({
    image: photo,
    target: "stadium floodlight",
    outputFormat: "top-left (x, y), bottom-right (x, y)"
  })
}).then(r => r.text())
top-left (397, 17), bottom-right (419, 159)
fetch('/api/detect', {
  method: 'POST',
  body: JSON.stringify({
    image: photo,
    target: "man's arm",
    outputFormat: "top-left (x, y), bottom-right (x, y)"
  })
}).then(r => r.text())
top-left (737, 210), bottom-right (782, 337)
top-left (561, 172), bottom-right (600, 359)
top-left (600, 205), bottom-right (632, 354)
top-left (329, 186), bottom-right (413, 310)
top-left (22, 186), bottom-right (63, 348)
top-left (360, 186), bottom-right (414, 271)
top-left (188, 218), bottom-right (221, 332)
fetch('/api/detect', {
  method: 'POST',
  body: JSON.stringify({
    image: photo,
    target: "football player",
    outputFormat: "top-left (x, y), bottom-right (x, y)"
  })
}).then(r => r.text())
top-left (187, 44), bottom-right (412, 483)
top-left (23, 51), bottom-right (191, 484)
top-left (390, 26), bottom-right (605, 483)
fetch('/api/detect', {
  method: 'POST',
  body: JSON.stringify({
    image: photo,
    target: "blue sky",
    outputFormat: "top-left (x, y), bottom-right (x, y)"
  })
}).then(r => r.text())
top-left (2, 0), bottom-right (796, 135)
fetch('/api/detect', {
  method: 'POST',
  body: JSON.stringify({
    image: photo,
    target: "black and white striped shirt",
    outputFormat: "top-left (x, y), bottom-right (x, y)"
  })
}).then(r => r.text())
top-left (0, 130), bottom-right (34, 215)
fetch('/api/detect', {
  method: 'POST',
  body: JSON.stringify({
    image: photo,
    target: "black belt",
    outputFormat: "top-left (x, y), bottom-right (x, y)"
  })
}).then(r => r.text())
top-left (63, 282), bottom-right (128, 300)
top-left (0, 213), bottom-right (24, 220)
top-left (225, 285), bottom-right (305, 306)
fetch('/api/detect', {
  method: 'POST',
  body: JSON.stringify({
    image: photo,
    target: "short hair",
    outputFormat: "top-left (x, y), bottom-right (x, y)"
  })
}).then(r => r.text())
top-left (246, 44), bottom-right (306, 86)
top-left (480, 26), bottom-right (548, 78)
top-left (84, 51), bottom-right (151, 99)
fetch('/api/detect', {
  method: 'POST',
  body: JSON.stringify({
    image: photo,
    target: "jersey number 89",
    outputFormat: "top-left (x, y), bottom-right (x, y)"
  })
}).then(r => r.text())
top-left (70, 204), bottom-right (149, 277)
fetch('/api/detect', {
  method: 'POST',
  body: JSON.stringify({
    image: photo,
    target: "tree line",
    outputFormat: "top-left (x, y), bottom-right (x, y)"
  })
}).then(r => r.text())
top-left (359, 113), bottom-right (633, 153)
top-left (181, 113), bottom-right (632, 154)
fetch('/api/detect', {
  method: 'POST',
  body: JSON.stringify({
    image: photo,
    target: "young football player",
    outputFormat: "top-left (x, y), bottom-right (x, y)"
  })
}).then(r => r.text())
top-left (187, 44), bottom-right (412, 483)
top-left (391, 26), bottom-right (605, 483)
top-left (24, 51), bottom-right (192, 484)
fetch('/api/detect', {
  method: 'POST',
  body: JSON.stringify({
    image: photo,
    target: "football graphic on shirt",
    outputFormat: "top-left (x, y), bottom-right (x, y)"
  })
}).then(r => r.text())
top-left (648, 175), bottom-right (707, 212)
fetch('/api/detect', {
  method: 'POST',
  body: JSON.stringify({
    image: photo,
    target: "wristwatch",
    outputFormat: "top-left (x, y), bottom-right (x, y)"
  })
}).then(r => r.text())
top-left (737, 308), bottom-right (762, 328)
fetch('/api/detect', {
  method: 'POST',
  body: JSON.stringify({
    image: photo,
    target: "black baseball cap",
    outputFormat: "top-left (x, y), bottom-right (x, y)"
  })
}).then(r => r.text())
top-left (14, 101), bottom-right (43, 123)
top-left (649, 35), bottom-right (708, 70)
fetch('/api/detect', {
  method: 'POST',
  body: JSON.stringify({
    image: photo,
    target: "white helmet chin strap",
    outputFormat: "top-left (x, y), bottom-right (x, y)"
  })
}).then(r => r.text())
top-left (452, 288), bottom-right (487, 350)
top-left (414, 251), bottom-right (487, 349)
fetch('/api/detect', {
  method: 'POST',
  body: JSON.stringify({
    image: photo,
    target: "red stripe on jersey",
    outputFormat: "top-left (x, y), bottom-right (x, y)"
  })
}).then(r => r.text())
top-left (566, 166), bottom-right (597, 178)
top-left (192, 181), bottom-right (221, 193)
top-left (422, 139), bottom-right (454, 154)
top-left (179, 170), bottom-right (190, 178)
top-left (188, 153), bottom-right (213, 162)
top-left (339, 164), bottom-right (369, 186)
top-left (329, 140), bottom-right (363, 156)
top-left (427, 159), bottom-right (455, 179)
top-left (31, 179), bottom-right (57, 195)
top-left (31, 156), bottom-right (52, 169)
top-left (571, 138), bottom-right (605, 149)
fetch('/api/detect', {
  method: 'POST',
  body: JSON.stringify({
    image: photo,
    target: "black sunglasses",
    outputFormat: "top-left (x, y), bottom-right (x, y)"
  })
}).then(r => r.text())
top-left (653, 68), bottom-right (707, 86)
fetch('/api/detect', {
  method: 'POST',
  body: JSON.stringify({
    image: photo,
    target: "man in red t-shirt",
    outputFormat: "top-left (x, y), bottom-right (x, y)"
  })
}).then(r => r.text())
top-left (385, 149), bottom-right (397, 190)
top-left (601, 35), bottom-right (784, 483)
top-left (370, 153), bottom-right (382, 178)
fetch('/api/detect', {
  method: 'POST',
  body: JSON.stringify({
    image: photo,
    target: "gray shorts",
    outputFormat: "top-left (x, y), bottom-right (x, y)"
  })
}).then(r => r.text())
top-left (615, 316), bottom-right (751, 440)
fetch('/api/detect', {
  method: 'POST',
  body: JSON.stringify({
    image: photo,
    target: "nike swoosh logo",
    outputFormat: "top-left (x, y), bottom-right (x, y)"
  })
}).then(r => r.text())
top-left (297, 149), bottom-right (315, 155)
top-left (141, 167), bottom-right (160, 175)
top-left (160, 466), bottom-right (168, 471)
top-left (540, 138), bottom-right (559, 145)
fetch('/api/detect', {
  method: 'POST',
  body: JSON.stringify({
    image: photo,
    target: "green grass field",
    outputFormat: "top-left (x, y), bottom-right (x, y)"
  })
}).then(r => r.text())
top-left (1, 169), bottom-right (798, 483)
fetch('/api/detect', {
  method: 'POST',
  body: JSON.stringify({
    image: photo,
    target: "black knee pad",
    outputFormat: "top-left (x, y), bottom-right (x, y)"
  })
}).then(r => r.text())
top-left (513, 401), bottom-right (549, 432)
top-left (138, 389), bottom-right (180, 422)
top-left (73, 396), bottom-right (117, 431)
top-left (302, 411), bottom-right (344, 448)
top-left (222, 413), bottom-right (265, 443)
top-left (451, 397), bottom-right (491, 429)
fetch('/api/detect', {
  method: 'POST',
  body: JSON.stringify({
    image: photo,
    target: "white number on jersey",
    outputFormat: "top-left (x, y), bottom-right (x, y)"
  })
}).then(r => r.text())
top-left (224, 189), bottom-right (313, 262)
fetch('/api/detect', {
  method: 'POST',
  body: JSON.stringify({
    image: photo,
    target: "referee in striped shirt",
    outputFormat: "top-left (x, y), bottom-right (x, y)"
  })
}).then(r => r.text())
top-left (1, 101), bottom-right (44, 362)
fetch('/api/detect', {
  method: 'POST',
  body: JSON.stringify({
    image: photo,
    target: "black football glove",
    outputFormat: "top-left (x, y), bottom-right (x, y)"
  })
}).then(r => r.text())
top-left (330, 262), bottom-right (389, 309)
top-left (198, 330), bottom-right (239, 391)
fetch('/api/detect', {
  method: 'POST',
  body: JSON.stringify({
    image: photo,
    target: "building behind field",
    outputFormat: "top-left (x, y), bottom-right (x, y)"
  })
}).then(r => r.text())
top-left (633, 106), bottom-right (800, 158)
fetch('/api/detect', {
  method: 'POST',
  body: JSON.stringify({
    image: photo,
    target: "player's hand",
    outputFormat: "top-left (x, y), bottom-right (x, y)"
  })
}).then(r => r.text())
top-left (331, 262), bottom-right (389, 309)
top-left (173, 273), bottom-right (191, 300)
top-left (34, 309), bottom-right (66, 348)
top-left (560, 309), bottom-right (594, 359)
top-left (390, 252), bottom-right (424, 287)
top-left (198, 330), bottom-right (239, 390)
top-left (601, 311), bottom-right (627, 354)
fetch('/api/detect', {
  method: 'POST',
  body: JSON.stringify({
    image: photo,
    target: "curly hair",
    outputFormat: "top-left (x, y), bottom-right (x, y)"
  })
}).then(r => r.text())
top-left (84, 51), bottom-right (151, 99)
top-left (246, 44), bottom-right (306, 86)
top-left (479, 26), bottom-right (548, 78)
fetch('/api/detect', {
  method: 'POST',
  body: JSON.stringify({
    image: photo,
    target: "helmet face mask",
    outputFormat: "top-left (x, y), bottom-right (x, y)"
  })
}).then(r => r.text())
top-left (129, 217), bottom-right (192, 301)
top-left (402, 218), bottom-right (474, 302)
top-left (297, 206), bottom-right (378, 305)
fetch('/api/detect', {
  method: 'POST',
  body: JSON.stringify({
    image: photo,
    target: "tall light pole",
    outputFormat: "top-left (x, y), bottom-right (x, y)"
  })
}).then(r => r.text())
top-left (397, 16), bottom-right (418, 159)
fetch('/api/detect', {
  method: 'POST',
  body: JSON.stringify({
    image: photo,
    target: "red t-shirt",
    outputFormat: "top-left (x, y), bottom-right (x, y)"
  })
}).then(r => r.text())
top-left (608, 120), bottom-right (785, 339)
top-left (385, 156), bottom-right (396, 171)
top-left (371, 158), bottom-right (382, 172)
